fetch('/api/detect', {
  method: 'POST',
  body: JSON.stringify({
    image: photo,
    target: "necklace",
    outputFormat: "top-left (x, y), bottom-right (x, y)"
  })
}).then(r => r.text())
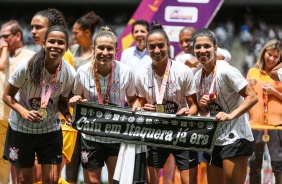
top-left (39, 60), bottom-right (62, 119)
top-left (93, 62), bottom-right (114, 104)
top-left (199, 60), bottom-right (218, 101)
top-left (152, 60), bottom-right (171, 113)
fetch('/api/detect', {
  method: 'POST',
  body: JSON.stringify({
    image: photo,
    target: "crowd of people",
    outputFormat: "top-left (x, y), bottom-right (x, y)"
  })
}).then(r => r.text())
top-left (0, 7), bottom-right (282, 184)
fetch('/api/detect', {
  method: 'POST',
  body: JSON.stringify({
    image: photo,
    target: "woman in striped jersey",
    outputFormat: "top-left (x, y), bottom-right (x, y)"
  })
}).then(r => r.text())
top-left (69, 26), bottom-right (137, 184)
top-left (2, 25), bottom-right (76, 183)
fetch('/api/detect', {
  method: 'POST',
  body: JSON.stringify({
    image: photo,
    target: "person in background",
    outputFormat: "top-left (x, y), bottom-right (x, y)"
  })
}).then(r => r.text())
top-left (70, 11), bottom-right (102, 70)
top-left (30, 8), bottom-right (77, 184)
top-left (270, 59), bottom-right (282, 81)
top-left (133, 21), bottom-right (198, 184)
top-left (2, 25), bottom-right (76, 183)
top-left (69, 26), bottom-right (137, 184)
top-left (247, 39), bottom-right (282, 184)
top-left (67, 12), bottom-right (101, 183)
top-left (175, 26), bottom-right (231, 74)
top-left (0, 19), bottom-right (35, 184)
top-left (120, 19), bottom-right (151, 73)
top-left (192, 28), bottom-right (257, 184)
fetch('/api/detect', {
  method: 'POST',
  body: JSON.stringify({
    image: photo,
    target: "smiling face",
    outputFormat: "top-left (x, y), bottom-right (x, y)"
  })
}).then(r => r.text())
top-left (133, 24), bottom-right (148, 51)
top-left (193, 36), bottom-right (217, 67)
top-left (94, 36), bottom-right (116, 68)
top-left (43, 30), bottom-right (68, 62)
top-left (264, 48), bottom-right (280, 71)
top-left (31, 15), bottom-right (49, 45)
top-left (147, 32), bottom-right (170, 65)
top-left (179, 30), bottom-right (194, 54)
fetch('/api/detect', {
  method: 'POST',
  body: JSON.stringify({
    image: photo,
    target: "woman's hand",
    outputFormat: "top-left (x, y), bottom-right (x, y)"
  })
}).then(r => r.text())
top-left (198, 94), bottom-right (210, 107)
top-left (176, 107), bottom-right (190, 116)
top-left (215, 111), bottom-right (234, 122)
top-left (22, 110), bottom-right (43, 123)
top-left (143, 103), bottom-right (157, 112)
top-left (262, 84), bottom-right (276, 95)
top-left (68, 95), bottom-right (87, 108)
top-left (248, 78), bottom-right (257, 86)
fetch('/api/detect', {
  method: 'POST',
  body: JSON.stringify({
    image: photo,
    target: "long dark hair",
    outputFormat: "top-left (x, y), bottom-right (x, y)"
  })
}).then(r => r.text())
top-left (28, 25), bottom-right (69, 86)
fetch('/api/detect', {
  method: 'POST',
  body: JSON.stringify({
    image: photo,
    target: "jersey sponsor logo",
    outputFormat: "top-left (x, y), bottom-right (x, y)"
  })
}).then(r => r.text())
top-left (208, 102), bottom-right (223, 117)
top-left (29, 98), bottom-right (54, 110)
top-left (154, 99), bottom-right (178, 114)
top-left (9, 147), bottom-right (19, 161)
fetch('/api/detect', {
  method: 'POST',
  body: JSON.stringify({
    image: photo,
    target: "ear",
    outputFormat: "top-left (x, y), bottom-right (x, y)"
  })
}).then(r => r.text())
top-left (42, 40), bottom-right (46, 48)
top-left (16, 32), bottom-right (21, 42)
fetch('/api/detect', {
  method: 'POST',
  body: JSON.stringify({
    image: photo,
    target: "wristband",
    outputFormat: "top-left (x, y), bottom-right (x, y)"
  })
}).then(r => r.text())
top-left (64, 111), bottom-right (71, 118)
top-left (21, 111), bottom-right (28, 119)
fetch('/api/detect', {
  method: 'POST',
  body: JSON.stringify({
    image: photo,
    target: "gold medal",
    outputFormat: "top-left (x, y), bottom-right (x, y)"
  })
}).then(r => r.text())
top-left (38, 108), bottom-right (47, 119)
top-left (262, 134), bottom-right (270, 142)
top-left (155, 104), bottom-right (165, 113)
top-left (209, 92), bottom-right (218, 101)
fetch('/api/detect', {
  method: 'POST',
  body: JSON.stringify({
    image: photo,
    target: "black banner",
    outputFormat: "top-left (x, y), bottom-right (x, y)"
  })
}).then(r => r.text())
top-left (72, 103), bottom-right (220, 154)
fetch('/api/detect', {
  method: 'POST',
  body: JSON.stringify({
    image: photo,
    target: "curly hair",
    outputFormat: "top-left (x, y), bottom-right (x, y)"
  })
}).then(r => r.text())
top-left (76, 11), bottom-right (102, 36)
top-left (28, 25), bottom-right (69, 86)
top-left (34, 8), bottom-right (67, 29)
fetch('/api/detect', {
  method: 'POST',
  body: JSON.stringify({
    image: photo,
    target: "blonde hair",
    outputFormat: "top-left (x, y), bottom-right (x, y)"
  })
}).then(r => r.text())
top-left (89, 26), bottom-right (117, 71)
top-left (254, 39), bottom-right (282, 74)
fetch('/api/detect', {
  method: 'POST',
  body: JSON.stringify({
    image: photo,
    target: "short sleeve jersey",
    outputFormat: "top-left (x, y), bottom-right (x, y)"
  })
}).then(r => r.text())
top-left (278, 68), bottom-right (282, 81)
top-left (8, 58), bottom-right (76, 134)
top-left (135, 60), bottom-right (195, 114)
top-left (193, 60), bottom-right (254, 146)
top-left (72, 61), bottom-right (136, 143)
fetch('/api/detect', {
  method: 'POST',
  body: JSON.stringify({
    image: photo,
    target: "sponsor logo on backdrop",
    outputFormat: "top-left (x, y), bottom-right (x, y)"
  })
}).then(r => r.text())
top-left (163, 25), bottom-right (184, 42)
top-left (165, 6), bottom-right (198, 23)
top-left (177, 0), bottom-right (209, 3)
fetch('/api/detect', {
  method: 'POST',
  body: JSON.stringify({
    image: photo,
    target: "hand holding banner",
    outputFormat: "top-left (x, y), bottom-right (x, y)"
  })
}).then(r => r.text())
top-left (72, 102), bottom-right (220, 154)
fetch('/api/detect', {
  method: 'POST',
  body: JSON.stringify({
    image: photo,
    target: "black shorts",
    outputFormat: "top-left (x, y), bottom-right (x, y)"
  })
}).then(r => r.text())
top-left (147, 147), bottom-right (198, 170)
top-left (3, 125), bottom-right (63, 168)
top-left (203, 139), bottom-right (254, 168)
top-left (81, 138), bottom-right (120, 170)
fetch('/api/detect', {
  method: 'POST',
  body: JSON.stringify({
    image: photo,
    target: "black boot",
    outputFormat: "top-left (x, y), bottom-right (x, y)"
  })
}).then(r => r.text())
top-left (271, 161), bottom-right (282, 184)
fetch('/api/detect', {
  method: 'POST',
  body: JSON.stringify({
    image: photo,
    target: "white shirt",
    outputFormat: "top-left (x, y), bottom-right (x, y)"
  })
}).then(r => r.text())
top-left (8, 57), bottom-right (76, 134)
top-left (72, 61), bottom-right (136, 143)
top-left (278, 68), bottom-right (282, 81)
top-left (135, 60), bottom-right (195, 113)
top-left (193, 60), bottom-right (254, 146)
top-left (120, 46), bottom-right (152, 73)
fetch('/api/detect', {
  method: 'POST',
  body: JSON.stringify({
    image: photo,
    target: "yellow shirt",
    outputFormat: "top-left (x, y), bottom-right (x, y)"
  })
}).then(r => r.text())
top-left (61, 49), bottom-right (76, 131)
top-left (247, 67), bottom-right (282, 126)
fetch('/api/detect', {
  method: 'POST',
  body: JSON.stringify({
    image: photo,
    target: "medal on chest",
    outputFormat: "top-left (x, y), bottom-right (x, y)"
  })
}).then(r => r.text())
top-left (153, 60), bottom-right (171, 113)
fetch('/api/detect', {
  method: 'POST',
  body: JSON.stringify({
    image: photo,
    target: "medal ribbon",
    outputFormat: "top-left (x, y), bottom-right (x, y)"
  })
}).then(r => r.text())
top-left (153, 60), bottom-right (171, 105)
top-left (199, 60), bottom-right (218, 99)
top-left (263, 88), bottom-right (268, 125)
top-left (94, 62), bottom-right (114, 104)
top-left (263, 88), bottom-right (268, 141)
top-left (40, 60), bottom-right (62, 109)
